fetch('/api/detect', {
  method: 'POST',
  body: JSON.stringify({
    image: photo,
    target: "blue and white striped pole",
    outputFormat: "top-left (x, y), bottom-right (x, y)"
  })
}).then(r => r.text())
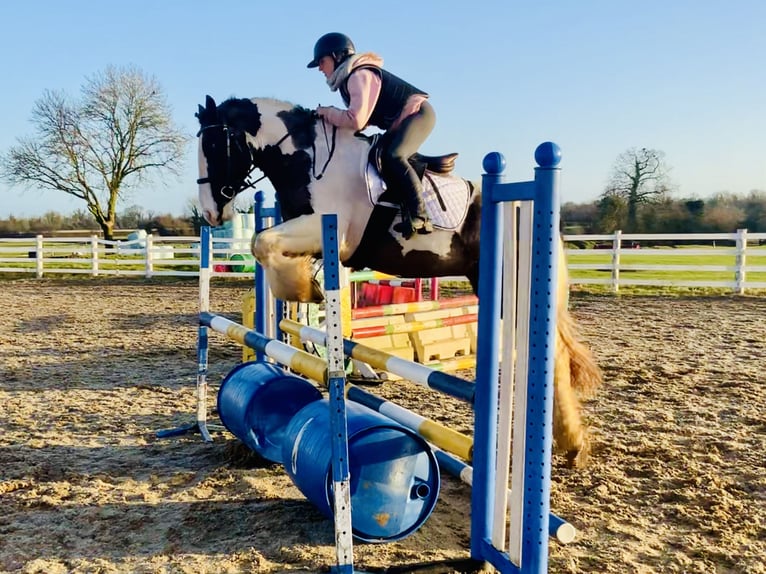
top-left (322, 214), bottom-right (354, 574)
top-left (278, 320), bottom-right (474, 403)
top-left (253, 191), bottom-right (270, 359)
top-left (156, 225), bottom-right (214, 440)
top-left (253, 191), bottom-right (266, 360)
top-left (199, 312), bottom-right (329, 383)
top-left (195, 226), bottom-right (213, 442)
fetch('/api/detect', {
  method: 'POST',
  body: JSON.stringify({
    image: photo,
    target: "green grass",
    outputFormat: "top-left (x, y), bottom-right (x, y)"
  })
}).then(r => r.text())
top-left (567, 246), bottom-right (766, 280)
top-left (564, 245), bottom-right (766, 295)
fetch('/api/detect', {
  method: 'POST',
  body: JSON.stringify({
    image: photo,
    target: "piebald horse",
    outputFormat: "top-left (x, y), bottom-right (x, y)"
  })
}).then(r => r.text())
top-left (196, 95), bottom-right (601, 467)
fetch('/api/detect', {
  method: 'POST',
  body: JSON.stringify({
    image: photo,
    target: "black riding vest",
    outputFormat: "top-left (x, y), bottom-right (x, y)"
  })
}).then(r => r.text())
top-left (340, 65), bottom-right (428, 130)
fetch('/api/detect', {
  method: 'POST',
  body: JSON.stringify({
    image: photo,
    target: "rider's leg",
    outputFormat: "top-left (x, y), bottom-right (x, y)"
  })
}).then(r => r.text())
top-left (383, 101), bottom-right (436, 235)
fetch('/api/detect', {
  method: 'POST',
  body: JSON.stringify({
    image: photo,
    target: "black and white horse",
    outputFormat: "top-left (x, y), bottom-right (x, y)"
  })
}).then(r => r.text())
top-left (196, 95), bottom-right (601, 466)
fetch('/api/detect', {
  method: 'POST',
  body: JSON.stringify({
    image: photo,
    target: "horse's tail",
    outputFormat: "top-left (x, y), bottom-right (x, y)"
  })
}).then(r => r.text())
top-left (557, 308), bottom-right (602, 397)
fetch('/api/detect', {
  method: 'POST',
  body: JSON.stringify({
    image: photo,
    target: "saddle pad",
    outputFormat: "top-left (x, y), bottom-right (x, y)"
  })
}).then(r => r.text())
top-left (365, 163), bottom-right (472, 231)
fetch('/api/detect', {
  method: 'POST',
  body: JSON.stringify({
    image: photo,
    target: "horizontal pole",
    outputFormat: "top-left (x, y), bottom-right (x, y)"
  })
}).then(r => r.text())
top-left (421, 356), bottom-right (476, 373)
top-left (199, 312), bottom-right (328, 383)
top-left (280, 319), bottom-right (475, 404)
top-left (352, 295), bottom-right (478, 320)
top-left (352, 313), bottom-right (478, 338)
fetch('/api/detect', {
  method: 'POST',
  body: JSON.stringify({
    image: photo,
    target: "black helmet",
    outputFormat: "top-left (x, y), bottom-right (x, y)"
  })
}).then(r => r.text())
top-left (307, 32), bottom-right (355, 68)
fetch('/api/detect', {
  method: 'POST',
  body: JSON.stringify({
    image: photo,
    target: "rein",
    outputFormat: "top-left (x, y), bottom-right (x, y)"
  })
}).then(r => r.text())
top-left (311, 118), bottom-right (337, 180)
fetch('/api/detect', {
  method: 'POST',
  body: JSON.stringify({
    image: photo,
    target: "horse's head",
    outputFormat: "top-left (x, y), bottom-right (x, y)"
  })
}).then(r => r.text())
top-left (197, 95), bottom-right (336, 224)
top-left (196, 95), bottom-right (262, 225)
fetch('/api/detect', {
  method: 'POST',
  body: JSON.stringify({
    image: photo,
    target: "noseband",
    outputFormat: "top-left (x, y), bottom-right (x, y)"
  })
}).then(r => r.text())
top-left (197, 115), bottom-right (338, 201)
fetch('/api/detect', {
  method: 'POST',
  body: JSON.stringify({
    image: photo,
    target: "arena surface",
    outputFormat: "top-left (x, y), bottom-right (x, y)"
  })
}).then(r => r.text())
top-left (1, 279), bottom-right (764, 573)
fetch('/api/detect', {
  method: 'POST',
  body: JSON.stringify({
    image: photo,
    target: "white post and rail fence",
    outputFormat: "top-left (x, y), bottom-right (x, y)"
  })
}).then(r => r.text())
top-left (1, 230), bottom-right (765, 294)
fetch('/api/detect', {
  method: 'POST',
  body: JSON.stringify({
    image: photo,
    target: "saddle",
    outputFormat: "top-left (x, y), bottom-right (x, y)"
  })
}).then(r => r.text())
top-left (366, 133), bottom-right (458, 176)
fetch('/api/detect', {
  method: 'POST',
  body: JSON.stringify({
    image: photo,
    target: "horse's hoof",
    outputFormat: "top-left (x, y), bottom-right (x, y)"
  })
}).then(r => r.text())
top-left (416, 219), bottom-right (433, 234)
top-left (565, 442), bottom-right (590, 469)
top-left (309, 279), bottom-right (324, 303)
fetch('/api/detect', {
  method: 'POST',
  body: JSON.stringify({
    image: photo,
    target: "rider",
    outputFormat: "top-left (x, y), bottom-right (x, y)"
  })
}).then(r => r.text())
top-left (309, 32), bottom-right (435, 237)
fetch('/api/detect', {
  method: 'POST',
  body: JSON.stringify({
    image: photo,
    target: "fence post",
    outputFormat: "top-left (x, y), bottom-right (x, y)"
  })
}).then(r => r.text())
top-left (611, 230), bottom-right (622, 293)
top-left (35, 235), bottom-right (44, 279)
top-left (145, 234), bottom-right (154, 279)
top-left (735, 228), bottom-right (748, 295)
top-left (91, 235), bottom-right (99, 277)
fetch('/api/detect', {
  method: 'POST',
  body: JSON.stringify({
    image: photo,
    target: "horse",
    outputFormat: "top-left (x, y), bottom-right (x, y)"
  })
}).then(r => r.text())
top-left (196, 95), bottom-right (602, 467)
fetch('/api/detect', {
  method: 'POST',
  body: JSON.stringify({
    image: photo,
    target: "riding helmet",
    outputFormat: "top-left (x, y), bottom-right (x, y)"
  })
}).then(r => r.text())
top-left (307, 32), bottom-right (355, 68)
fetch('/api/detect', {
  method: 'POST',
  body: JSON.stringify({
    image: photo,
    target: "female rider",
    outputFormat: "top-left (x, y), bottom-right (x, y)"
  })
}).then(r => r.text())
top-left (309, 32), bottom-right (435, 237)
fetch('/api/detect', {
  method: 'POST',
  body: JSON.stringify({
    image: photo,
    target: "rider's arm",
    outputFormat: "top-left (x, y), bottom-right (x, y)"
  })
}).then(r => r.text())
top-left (317, 68), bottom-right (381, 131)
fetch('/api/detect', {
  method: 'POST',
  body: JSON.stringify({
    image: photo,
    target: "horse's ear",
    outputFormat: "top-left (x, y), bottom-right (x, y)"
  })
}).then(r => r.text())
top-left (205, 95), bottom-right (216, 111)
top-left (196, 104), bottom-right (204, 119)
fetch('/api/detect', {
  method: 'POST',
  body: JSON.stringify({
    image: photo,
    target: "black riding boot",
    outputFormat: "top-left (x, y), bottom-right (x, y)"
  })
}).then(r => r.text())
top-left (389, 161), bottom-right (432, 238)
top-left (403, 185), bottom-right (433, 235)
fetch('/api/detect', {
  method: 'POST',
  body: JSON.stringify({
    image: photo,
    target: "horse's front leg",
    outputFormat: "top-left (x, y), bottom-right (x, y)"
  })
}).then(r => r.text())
top-left (252, 213), bottom-right (346, 303)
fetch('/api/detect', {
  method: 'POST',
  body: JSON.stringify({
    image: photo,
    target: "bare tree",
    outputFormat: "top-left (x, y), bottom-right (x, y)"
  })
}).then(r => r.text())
top-left (117, 204), bottom-right (150, 230)
top-left (0, 65), bottom-right (189, 240)
top-left (602, 147), bottom-right (674, 232)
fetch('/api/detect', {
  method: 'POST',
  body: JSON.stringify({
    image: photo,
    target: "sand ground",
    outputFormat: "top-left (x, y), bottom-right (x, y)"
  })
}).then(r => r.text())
top-left (1, 279), bottom-right (764, 573)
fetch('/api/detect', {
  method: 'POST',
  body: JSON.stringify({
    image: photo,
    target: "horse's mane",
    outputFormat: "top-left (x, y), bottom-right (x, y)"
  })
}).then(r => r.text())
top-left (201, 95), bottom-right (364, 154)
top-left (238, 97), bottom-right (314, 121)
top-left (250, 96), bottom-right (297, 111)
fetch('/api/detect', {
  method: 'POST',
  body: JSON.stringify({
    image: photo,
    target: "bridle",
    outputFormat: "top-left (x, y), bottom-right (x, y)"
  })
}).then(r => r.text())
top-left (196, 123), bottom-right (274, 200)
top-left (196, 114), bottom-right (338, 202)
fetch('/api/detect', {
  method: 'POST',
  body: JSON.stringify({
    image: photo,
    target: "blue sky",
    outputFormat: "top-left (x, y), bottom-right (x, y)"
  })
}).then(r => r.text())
top-left (1, 0), bottom-right (764, 218)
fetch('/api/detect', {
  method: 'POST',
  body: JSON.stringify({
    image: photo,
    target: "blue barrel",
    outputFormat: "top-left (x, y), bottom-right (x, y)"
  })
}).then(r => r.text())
top-left (217, 361), bottom-right (322, 463)
top-left (282, 399), bottom-right (440, 542)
